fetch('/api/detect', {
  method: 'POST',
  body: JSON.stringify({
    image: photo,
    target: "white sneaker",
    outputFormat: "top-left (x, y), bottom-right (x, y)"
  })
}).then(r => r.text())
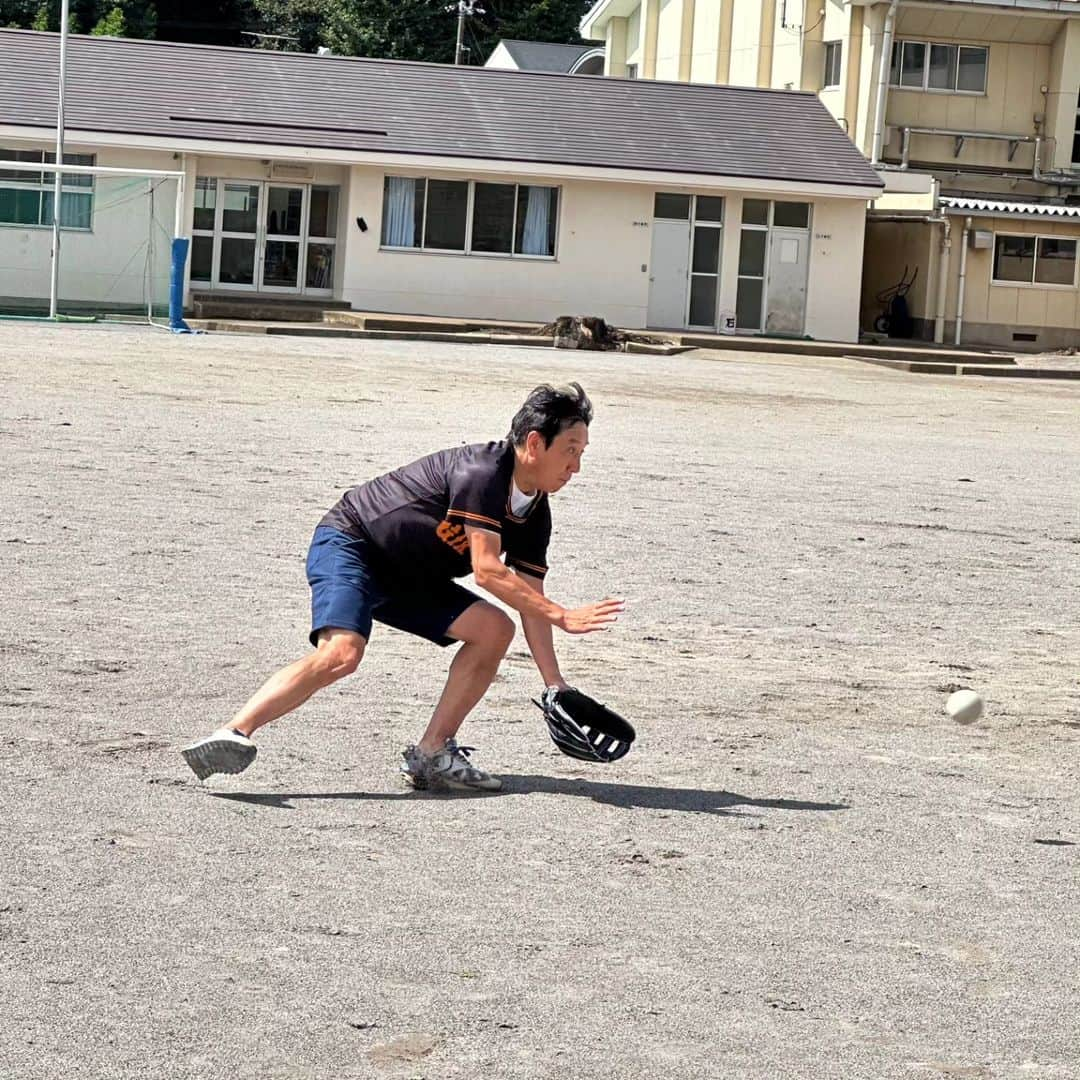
top-left (181, 728), bottom-right (256, 780)
top-left (400, 739), bottom-right (502, 792)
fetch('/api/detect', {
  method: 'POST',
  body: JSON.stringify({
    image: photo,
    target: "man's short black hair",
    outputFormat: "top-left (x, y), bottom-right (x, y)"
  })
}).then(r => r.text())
top-left (508, 382), bottom-right (593, 448)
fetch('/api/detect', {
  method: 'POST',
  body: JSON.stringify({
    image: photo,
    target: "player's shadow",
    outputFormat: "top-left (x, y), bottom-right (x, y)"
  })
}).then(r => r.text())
top-left (208, 776), bottom-right (847, 817)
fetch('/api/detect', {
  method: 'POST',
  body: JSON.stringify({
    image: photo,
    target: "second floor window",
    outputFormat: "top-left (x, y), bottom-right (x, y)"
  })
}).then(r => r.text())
top-left (823, 41), bottom-right (842, 89)
top-left (890, 40), bottom-right (988, 95)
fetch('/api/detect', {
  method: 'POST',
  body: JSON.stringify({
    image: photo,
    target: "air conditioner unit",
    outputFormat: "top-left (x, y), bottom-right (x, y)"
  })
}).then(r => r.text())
top-left (970, 230), bottom-right (993, 250)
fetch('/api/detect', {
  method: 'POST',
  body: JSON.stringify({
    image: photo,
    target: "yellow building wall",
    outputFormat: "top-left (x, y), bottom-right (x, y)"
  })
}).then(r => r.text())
top-left (690, 0), bottom-right (722, 84)
top-left (860, 220), bottom-right (937, 330)
top-left (944, 216), bottom-right (1080, 341)
top-left (626, 5), bottom-right (643, 69)
top-left (728, 0), bottom-right (762, 86)
top-left (655, 0), bottom-right (685, 81)
top-left (884, 8), bottom-right (1053, 172)
top-left (769, 0), bottom-right (804, 90)
top-left (1046, 21), bottom-right (1080, 172)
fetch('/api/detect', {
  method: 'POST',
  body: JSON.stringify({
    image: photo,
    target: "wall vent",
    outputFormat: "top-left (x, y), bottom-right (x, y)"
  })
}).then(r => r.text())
top-left (1012, 332), bottom-right (1038, 342)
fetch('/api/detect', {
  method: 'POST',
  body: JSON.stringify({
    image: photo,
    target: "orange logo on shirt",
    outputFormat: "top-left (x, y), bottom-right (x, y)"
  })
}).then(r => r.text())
top-left (437, 519), bottom-right (470, 556)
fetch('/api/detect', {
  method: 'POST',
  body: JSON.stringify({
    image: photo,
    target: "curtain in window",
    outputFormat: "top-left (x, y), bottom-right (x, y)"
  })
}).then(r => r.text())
top-left (521, 186), bottom-right (551, 255)
top-left (384, 176), bottom-right (417, 247)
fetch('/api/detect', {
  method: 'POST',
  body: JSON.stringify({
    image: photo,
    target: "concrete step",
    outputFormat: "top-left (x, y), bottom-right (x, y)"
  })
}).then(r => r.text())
top-left (851, 356), bottom-right (1080, 380)
top-left (191, 293), bottom-right (352, 323)
top-left (185, 319), bottom-right (691, 355)
top-left (324, 311), bottom-right (541, 334)
top-left (679, 334), bottom-right (1015, 365)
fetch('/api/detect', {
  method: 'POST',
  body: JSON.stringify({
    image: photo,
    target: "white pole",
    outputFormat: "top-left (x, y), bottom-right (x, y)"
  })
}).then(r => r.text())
top-left (49, 0), bottom-right (70, 319)
top-left (954, 216), bottom-right (972, 347)
top-left (870, 0), bottom-right (899, 167)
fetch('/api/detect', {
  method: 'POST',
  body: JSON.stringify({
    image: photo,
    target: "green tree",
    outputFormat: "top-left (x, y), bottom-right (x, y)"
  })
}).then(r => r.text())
top-left (257, 0), bottom-right (592, 63)
top-left (90, 4), bottom-right (124, 34)
top-left (8, 0), bottom-right (154, 35)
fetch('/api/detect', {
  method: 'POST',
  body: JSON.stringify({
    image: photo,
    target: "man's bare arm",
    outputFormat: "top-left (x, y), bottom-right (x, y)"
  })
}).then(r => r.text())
top-left (465, 526), bottom-right (622, 634)
top-left (514, 569), bottom-right (569, 688)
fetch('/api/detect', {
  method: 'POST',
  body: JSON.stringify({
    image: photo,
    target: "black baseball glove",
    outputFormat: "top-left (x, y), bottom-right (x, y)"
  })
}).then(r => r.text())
top-left (533, 686), bottom-right (635, 763)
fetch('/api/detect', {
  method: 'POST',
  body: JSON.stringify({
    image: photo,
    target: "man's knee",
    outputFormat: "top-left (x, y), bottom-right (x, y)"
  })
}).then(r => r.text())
top-left (482, 608), bottom-right (516, 656)
top-left (313, 631), bottom-right (365, 680)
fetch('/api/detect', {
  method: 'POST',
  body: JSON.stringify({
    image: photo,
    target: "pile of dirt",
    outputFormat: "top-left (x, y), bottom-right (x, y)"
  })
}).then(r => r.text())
top-left (537, 315), bottom-right (675, 351)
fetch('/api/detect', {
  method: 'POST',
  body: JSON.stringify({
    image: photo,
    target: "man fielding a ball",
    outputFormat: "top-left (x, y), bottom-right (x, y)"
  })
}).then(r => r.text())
top-left (182, 382), bottom-right (623, 792)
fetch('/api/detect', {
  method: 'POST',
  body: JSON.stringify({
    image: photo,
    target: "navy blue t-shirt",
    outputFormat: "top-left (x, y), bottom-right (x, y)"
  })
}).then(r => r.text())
top-left (319, 441), bottom-right (551, 582)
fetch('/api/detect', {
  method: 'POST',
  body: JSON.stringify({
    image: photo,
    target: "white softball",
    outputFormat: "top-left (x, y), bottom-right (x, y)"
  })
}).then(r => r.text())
top-left (946, 689), bottom-right (984, 725)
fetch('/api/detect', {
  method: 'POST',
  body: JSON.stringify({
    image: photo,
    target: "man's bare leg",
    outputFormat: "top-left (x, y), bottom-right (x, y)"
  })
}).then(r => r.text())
top-left (228, 628), bottom-right (366, 737)
top-left (182, 629), bottom-right (366, 780)
top-left (416, 602), bottom-right (515, 755)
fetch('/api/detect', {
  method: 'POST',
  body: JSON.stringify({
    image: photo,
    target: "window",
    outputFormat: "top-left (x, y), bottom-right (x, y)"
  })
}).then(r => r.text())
top-left (0, 147), bottom-right (94, 229)
top-left (625, 63), bottom-right (638, 79)
top-left (890, 40), bottom-right (987, 94)
top-left (654, 193), bottom-right (691, 220)
top-left (823, 41), bottom-right (842, 89)
top-left (688, 196), bottom-right (724, 327)
top-left (382, 176), bottom-right (558, 258)
top-left (993, 233), bottom-right (1078, 286)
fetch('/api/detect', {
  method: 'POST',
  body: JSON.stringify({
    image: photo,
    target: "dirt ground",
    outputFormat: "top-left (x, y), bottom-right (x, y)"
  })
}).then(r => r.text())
top-left (1, 323), bottom-right (1078, 1080)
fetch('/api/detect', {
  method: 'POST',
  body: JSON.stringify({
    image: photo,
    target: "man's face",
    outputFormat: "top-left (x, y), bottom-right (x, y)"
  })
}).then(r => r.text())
top-left (530, 421), bottom-right (588, 493)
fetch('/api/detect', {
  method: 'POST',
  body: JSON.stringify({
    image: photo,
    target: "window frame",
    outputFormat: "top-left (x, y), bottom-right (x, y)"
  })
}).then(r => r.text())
top-left (0, 148), bottom-right (95, 231)
top-left (823, 41), bottom-right (842, 90)
top-left (991, 230), bottom-right (1079, 289)
top-left (380, 175), bottom-right (560, 261)
top-left (1073, 89), bottom-right (1080, 165)
top-left (888, 40), bottom-right (988, 95)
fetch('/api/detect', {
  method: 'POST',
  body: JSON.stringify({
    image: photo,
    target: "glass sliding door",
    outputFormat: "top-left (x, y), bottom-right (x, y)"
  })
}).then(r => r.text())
top-left (218, 182), bottom-right (260, 288)
top-left (305, 185), bottom-right (338, 294)
top-left (261, 184), bottom-right (303, 291)
top-left (192, 178), bottom-right (339, 295)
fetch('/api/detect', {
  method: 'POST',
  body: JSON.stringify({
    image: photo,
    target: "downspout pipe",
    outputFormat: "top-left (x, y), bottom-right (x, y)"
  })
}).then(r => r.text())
top-left (871, 0), bottom-right (900, 167)
top-left (934, 216), bottom-right (951, 345)
top-left (954, 216), bottom-right (972, 347)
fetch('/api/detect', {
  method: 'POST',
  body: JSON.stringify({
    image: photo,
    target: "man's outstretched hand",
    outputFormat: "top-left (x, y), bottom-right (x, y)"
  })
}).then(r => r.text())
top-left (558, 598), bottom-right (625, 634)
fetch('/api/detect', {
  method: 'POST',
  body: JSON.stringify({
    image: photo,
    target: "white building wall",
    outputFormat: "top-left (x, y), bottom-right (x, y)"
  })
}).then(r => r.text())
top-left (802, 196), bottom-right (867, 342)
top-left (342, 168), bottom-right (656, 328)
top-left (0, 143), bottom-right (179, 311)
top-left (341, 164), bottom-right (868, 341)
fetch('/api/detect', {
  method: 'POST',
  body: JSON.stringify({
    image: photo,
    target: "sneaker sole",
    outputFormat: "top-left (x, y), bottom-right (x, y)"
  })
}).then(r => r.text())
top-left (181, 740), bottom-right (256, 781)
top-left (427, 773), bottom-right (502, 793)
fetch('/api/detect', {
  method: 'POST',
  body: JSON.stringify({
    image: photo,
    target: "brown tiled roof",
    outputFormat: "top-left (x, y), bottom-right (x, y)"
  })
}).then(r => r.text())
top-left (0, 29), bottom-right (883, 190)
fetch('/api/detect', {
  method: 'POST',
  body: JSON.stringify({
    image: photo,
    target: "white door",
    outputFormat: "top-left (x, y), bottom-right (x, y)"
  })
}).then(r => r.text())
top-left (764, 228), bottom-right (809, 335)
top-left (647, 219), bottom-right (691, 328)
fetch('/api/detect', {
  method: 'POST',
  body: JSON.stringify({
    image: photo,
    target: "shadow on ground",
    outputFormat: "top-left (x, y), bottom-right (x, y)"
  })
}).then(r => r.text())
top-left (208, 775), bottom-right (848, 816)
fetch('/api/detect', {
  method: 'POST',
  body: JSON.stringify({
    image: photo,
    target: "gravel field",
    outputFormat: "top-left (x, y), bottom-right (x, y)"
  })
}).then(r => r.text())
top-left (1, 322), bottom-right (1078, 1080)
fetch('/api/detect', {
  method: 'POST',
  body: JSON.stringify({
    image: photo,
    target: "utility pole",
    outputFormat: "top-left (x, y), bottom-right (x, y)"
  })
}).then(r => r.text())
top-left (451, 0), bottom-right (484, 65)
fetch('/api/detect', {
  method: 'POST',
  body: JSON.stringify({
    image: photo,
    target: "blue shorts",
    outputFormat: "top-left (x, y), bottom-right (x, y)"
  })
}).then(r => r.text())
top-left (306, 526), bottom-right (481, 648)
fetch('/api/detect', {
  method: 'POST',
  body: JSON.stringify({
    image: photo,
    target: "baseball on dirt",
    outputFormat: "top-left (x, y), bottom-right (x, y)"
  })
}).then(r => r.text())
top-left (946, 689), bottom-right (984, 725)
